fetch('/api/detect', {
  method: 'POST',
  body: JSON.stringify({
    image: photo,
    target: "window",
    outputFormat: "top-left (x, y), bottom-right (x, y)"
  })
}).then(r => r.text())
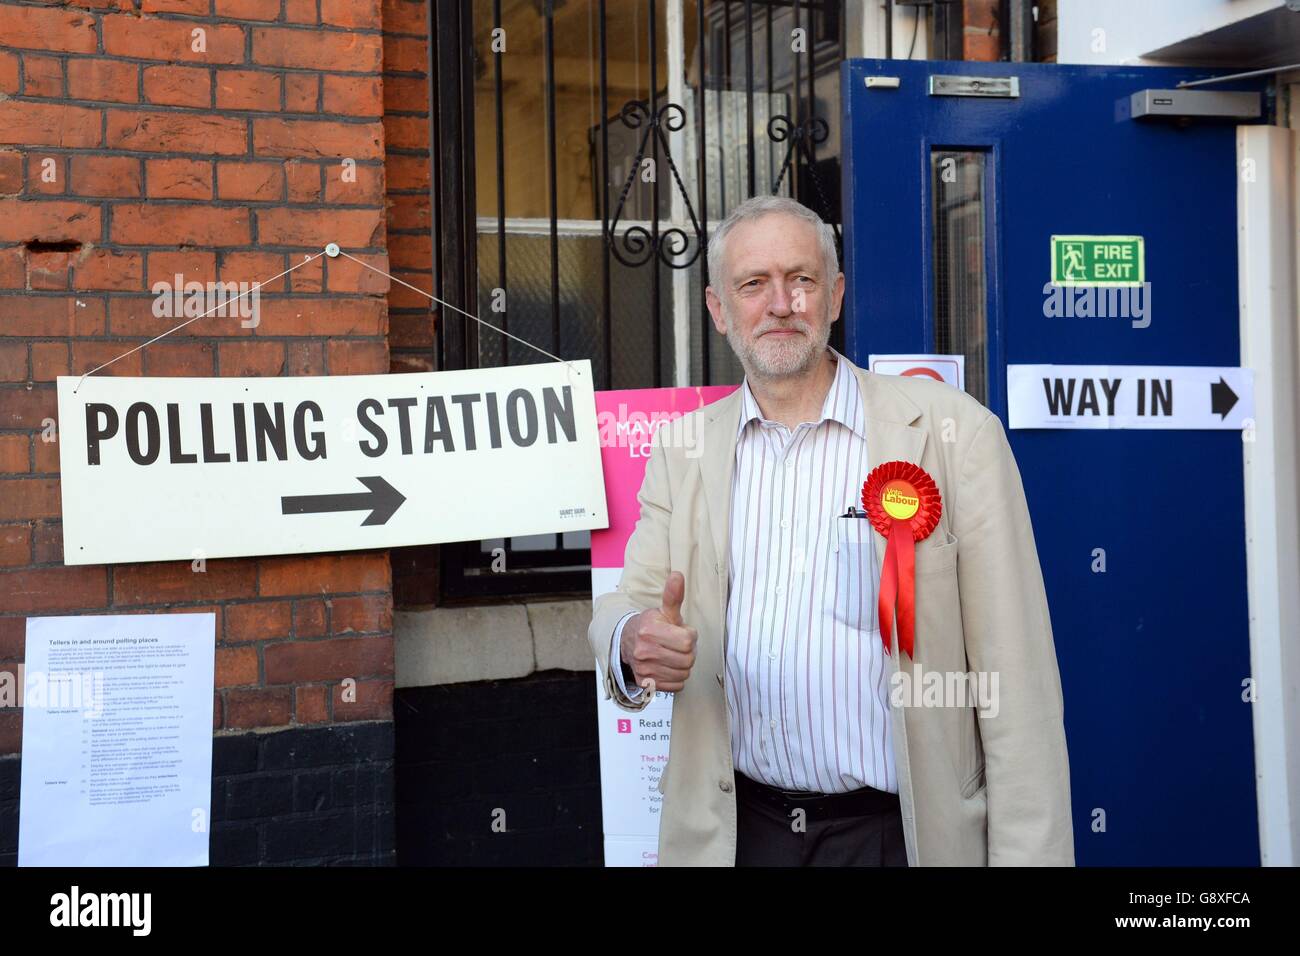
top-left (930, 148), bottom-right (988, 405)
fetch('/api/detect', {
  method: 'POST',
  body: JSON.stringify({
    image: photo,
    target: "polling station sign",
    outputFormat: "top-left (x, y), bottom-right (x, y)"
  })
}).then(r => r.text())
top-left (56, 362), bottom-right (608, 566)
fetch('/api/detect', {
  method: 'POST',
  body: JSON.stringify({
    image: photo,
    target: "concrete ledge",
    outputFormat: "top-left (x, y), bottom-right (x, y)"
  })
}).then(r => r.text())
top-left (395, 599), bottom-right (595, 688)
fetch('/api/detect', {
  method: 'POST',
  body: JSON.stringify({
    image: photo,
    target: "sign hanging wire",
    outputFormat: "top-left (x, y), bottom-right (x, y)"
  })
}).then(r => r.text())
top-left (333, 250), bottom-right (577, 374)
top-left (73, 244), bottom-right (582, 392)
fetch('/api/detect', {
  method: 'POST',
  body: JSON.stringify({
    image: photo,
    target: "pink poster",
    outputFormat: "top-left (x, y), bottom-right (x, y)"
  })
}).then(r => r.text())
top-left (591, 384), bottom-right (736, 866)
top-left (591, 385), bottom-right (738, 569)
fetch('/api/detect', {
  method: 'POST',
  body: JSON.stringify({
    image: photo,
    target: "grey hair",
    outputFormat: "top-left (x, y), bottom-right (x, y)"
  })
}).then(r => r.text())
top-left (706, 195), bottom-right (839, 292)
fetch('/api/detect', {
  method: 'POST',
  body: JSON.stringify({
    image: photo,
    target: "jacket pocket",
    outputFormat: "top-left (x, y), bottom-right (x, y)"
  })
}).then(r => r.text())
top-left (915, 530), bottom-right (958, 574)
top-left (960, 761), bottom-right (986, 799)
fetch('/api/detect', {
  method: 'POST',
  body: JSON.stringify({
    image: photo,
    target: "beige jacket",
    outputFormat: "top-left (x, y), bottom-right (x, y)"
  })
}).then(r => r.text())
top-left (588, 352), bottom-right (1074, 866)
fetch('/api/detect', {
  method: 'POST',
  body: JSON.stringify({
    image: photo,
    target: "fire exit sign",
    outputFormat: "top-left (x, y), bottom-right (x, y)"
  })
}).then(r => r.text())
top-left (1051, 235), bottom-right (1145, 286)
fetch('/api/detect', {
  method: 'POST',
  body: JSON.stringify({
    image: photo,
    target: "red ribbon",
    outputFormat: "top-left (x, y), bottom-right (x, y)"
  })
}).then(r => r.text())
top-left (862, 462), bottom-right (942, 658)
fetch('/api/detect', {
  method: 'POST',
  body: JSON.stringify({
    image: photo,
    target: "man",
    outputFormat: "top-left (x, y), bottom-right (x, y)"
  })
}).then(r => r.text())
top-left (588, 195), bottom-right (1073, 866)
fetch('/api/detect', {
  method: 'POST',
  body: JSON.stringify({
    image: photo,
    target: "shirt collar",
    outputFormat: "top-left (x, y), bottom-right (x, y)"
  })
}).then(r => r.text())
top-left (735, 346), bottom-right (865, 440)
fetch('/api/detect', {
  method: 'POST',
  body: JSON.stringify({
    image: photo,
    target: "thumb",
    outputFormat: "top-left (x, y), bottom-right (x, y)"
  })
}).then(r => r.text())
top-left (660, 570), bottom-right (685, 627)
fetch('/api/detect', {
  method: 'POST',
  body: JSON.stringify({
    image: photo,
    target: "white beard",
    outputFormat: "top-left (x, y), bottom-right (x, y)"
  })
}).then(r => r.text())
top-left (724, 305), bottom-right (832, 381)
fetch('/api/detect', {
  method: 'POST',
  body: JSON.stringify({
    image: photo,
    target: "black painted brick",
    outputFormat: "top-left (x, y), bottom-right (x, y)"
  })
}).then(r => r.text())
top-left (1, 723), bottom-right (397, 867)
top-left (225, 773), bottom-right (295, 821)
top-left (394, 670), bottom-right (603, 866)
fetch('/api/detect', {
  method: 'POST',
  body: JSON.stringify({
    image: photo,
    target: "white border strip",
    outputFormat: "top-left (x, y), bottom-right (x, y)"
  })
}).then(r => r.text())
top-left (1237, 124), bottom-right (1300, 866)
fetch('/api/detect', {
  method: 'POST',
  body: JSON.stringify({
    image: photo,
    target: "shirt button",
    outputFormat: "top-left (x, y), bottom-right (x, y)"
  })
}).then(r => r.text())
top-left (786, 460), bottom-right (795, 469)
top-left (769, 651), bottom-right (777, 661)
top-left (720, 780), bottom-right (733, 793)
top-left (774, 585), bottom-right (784, 595)
top-left (780, 518), bottom-right (790, 529)
top-left (770, 719), bottom-right (778, 729)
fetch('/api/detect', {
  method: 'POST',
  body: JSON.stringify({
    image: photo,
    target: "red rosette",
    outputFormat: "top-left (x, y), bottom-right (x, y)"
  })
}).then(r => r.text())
top-left (861, 460), bottom-right (942, 542)
top-left (860, 461), bottom-right (944, 659)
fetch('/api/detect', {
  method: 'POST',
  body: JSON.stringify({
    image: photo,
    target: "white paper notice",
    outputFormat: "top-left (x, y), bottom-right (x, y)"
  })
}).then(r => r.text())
top-left (1007, 364), bottom-right (1254, 430)
top-left (592, 567), bottom-right (671, 867)
top-left (868, 354), bottom-right (965, 390)
top-left (18, 612), bottom-right (216, 867)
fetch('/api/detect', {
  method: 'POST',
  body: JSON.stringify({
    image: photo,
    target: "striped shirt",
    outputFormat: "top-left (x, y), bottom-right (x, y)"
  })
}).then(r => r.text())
top-left (612, 347), bottom-right (893, 795)
top-left (725, 347), bottom-right (894, 794)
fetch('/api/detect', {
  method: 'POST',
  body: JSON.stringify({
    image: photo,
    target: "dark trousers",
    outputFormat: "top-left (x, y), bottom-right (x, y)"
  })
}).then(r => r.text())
top-left (735, 772), bottom-right (909, 867)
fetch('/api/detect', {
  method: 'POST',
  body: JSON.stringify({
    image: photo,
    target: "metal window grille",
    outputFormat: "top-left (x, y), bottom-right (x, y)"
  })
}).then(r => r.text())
top-left (424, 0), bottom-right (847, 601)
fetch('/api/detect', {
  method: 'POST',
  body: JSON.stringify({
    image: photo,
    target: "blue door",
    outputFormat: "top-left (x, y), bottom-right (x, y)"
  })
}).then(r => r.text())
top-left (841, 59), bottom-right (1266, 865)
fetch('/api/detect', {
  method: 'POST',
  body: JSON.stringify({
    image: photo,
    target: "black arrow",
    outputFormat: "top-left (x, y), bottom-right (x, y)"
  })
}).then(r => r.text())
top-left (281, 476), bottom-right (406, 526)
top-left (1210, 377), bottom-right (1238, 419)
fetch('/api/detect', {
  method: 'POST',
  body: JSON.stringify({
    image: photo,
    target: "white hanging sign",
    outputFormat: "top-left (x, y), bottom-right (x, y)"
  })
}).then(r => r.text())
top-left (1007, 364), bottom-right (1253, 430)
top-left (868, 353), bottom-right (965, 390)
top-left (56, 362), bottom-right (608, 565)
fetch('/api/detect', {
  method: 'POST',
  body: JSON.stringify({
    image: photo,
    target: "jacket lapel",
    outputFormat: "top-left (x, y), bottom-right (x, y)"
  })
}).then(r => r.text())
top-left (852, 359), bottom-right (928, 864)
top-left (853, 363), bottom-right (929, 581)
top-left (697, 387), bottom-right (742, 644)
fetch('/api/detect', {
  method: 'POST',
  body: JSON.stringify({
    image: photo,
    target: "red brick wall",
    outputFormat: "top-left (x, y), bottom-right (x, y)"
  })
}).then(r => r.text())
top-left (962, 0), bottom-right (1002, 61)
top-left (382, 0), bottom-right (432, 377)
top-left (0, 0), bottom-right (425, 754)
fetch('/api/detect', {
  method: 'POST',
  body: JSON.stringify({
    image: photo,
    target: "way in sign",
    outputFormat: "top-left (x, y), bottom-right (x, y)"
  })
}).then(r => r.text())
top-left (1043, 376), bottom-right (1172, 417)
top-left (1008, 363), bottom-right (1251, 431)
top-left (80, 385), bottom-right (578, 467)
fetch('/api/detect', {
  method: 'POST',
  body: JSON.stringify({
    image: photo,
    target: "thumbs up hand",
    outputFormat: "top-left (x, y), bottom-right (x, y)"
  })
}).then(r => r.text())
top-left (621, 571), bottom-right (698, 695)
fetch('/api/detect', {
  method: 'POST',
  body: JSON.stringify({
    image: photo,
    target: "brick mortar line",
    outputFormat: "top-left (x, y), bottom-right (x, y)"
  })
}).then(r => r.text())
top-left (6, 54), bottom-right (392, 77)
top-left (1, 96), bottom-right (390, 121)
top-left (3, 174), bottom-right (388, 183)
top-left (211, 716), bottom-right (394, 737)
top-left (0, 607), bottom-right (392, 619)
top-left (0, 250), bottom-right (391, 259)
top-left (0, 307), bottom-right (391, 315)
top-left (6, 58), bottom-right (387, 79)
top-left (0, 195), bottom-right (390, 204)
top-left (4, 86), bottom-right (388, 104)
top-left (0, 335), bottom-right (393, 342)
top-left (5, 8), bottom-right (389, 36)
top-left (4, 99), bottom-right (390, 120)
top-left (0, 598), bottom-right (390, 613)
top-left (0, 253), bottom-right (390, 261)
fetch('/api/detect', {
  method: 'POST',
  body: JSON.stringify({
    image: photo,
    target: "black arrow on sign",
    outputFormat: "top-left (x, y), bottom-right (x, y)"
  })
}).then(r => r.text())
top-left (281, 476), bottom-right (406, 526)
top-left (1210, 377), bottom-right (1238, 419)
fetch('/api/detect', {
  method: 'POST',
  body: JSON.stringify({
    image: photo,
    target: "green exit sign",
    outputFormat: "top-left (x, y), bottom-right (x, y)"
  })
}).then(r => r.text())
top-left (1051, 235), bottom-right (1145, 287)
